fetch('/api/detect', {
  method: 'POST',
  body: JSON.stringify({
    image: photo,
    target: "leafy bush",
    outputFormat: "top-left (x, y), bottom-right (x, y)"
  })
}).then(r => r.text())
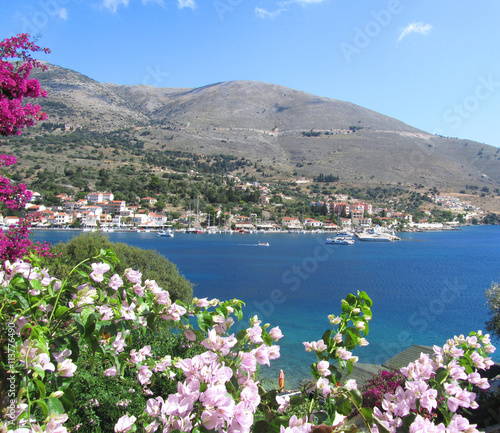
top-left (460, 389), bottom-right (500, 428)
top-left (64, 327), bottom-right (205, 432)
top-left (42, 232), bottom-right (193, 303)
top-left (486, 282), bottom-right (500, 339)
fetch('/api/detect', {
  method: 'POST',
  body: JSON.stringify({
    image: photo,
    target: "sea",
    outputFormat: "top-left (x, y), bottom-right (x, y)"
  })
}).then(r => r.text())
top-left (31, 226), bottom-right (500, 389)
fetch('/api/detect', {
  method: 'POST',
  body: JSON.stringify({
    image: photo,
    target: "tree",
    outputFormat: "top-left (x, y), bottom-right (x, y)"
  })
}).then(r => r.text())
top-left (43, 232), bottom-right (193, 303)
top-left (486, 282), bottom-right (500, 338)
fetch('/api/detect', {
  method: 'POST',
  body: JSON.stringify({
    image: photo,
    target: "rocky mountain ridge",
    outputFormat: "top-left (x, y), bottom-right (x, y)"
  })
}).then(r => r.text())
top-left (29, 63), bottom-right (500, 190)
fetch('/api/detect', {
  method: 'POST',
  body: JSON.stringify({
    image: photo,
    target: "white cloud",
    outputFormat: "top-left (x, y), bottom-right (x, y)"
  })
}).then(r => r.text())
top-left (177, 0), bottom-right (196, 9)
top-left (102, 0), bottom-right (171, 12)
top-left (289, 0), bottom-right (327, 4)
top-left (142, 0), bottom-right (166, 7)
top-left (59, 8), bottom-right (68, 19)
top-left (255, 7), bottom-right (286, 19)
top-left (398, 22), bottom-right (433, 41)
top-left (102, 0), bottom-right (129, 13)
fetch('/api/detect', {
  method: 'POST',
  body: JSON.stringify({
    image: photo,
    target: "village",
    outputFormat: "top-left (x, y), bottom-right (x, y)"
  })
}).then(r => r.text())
top-left (2, 185), bottom-right (486, 233)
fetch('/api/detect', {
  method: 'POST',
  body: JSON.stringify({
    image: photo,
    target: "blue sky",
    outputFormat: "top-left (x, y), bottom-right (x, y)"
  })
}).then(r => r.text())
top-left (1, 0), bottom-right (499, 148)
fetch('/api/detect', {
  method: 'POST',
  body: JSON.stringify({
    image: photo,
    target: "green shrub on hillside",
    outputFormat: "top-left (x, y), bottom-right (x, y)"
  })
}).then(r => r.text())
top-left (44, 232), bottom-right (193, 303)
top-left (63, 328), bottom-right (204, 432)
top-left (486, 282), bottom-right (500, 339)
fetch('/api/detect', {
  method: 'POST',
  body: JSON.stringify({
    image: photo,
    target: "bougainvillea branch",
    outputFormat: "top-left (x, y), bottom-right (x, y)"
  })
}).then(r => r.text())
top-left (0, 33), bottom-right (50, 138)
top-left (0, 34), bottom-right (51, 263)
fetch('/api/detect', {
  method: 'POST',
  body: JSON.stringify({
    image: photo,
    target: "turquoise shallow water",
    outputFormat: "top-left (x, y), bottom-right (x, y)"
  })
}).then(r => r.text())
top-left (31, 226), bottom-right (500, 388)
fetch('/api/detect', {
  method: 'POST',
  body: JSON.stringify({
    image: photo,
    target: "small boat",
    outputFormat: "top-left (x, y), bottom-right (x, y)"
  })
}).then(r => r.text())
top-left (326, 237), bottom-right (354, 245)
top-left (158, 229), bottom-right (174, 237)
top-left (356, 228), bottom-right (400, 242)
top-left (258, 241), bottom-right (270, 246)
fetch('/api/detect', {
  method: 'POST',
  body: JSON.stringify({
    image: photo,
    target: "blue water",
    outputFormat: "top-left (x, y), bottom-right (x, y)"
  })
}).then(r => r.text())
top-left (31, 226), bottom-right (500, 388)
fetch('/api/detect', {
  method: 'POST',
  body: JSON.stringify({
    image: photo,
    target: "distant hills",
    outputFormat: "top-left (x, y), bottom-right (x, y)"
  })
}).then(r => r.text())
top-left (28, 62), bottom-right (500, 190)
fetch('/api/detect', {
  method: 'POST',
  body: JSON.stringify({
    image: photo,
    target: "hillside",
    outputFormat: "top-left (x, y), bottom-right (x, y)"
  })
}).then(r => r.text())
top-left (10, 63), bottom-right (500, 192)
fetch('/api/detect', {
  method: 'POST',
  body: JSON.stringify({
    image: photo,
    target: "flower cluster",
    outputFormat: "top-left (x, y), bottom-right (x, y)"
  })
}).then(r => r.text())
top-left (0, 34), bottom-right (49, 263)
top-left (302, 292), bottom-right (372, 403)
top-left (362, 370), bottom-right (407, 410)
top-left (0, 225), bottom-right (496, 433)
top-left (271, 292), bottom-right (374, 433)
top-left (0, 252), bottom-right (284, 433)
top-left (1, 33), bottom-right (49, 138)
top-left (0, 154), bottom-right (51, 262)
top-left (372, 333), bottom-right (496, 433)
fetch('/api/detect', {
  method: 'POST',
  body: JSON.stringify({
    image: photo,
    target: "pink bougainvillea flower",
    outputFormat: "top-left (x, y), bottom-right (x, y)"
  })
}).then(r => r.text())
top-left (124, 268), bottom-right (142, 284)
top-left (114, 414), bottom-right (137, 433)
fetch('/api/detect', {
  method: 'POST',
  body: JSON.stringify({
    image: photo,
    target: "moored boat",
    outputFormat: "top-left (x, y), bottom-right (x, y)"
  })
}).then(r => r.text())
top-left (158, 229), bottom-right (174, 237)
top-left (356, 228), bottom-right (400, 242)
top-left (326, 237), bottom-right (354, 245)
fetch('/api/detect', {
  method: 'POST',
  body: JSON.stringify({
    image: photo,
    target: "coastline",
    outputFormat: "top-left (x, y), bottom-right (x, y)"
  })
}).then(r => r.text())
top-left (28, 222), bottom-right (483, 234)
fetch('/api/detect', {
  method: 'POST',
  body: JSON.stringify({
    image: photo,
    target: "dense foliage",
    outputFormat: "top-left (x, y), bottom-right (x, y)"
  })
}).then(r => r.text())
top-left (64, 327), bottom-right (204, 432)
top-left (486, 282), bottom-right (500, 339)
top-left (42, 232), bottom-right (193, 303)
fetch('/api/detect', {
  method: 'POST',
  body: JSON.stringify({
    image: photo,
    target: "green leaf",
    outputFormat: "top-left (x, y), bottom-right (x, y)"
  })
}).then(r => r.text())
top-left (80, 307), bottom-right (94, 327)
top-left (54, 306), bottom-right (69, 319)
top-left (253, 420), bottom-right (269, 433)
top-left (373, 416), bottom-right (391, 433)
top-left (333, 368), bottom-right (342, 383)
top-left (89, 335), bottom-right (103, 355)
top-left (289, 395), bottom-right (306, 406)
top-left (84, 313), bottom-right (97, 337)
top-left (434, 367), bottom-right (448, 384)
top-left (345, 293), bottom-right (356, 305)
top-left (12, 292), bottom-right (29, 310)
top-left (216, 305), bottom-right (228, 317)
top-left (47, 397), bottom-right (65, 415)
top-left (75, 320), bottom-right (84, 335)
top-left (60, 388), bottom-right (76, 411)
top-left (360, 407), bottom-right (374, 424)
top-left (147, 312), bottom-right (156, 329)
top-left (234, 306), bottom-right (244, 321)
top-left (345, 327), bottom-right (361, 349)
top-left (29, 278), bottom-right (43, 294)
top-left (349, 389), bottom-right (363, 407)
top-left (196, 311), bottom-right (213, 332)
top-left (262, 331), bottom-right (272, 346)
top-left (438, 406), bottom-right (453, 424)
top-left (341, 300), bottom-right (350, 313)
top-left (236, 329), bottom-right (247, 342)
top-left (401, 412), bottom-right (417, 430)
top-left (34, 399), bottom-right (49, 418)
top-left (76, 269), bottom-right (89, 279)
top-left (359, 291), bottom-right (373, 307)
top-left (68, 336), bottom-right (80, 361)
top-left (361, 305), bottom-right (372, 316)
top-left (347, 359), bottom-right (354, 376)
top-left (269, 417), bottom-right (289, 433)
top-left (34, 379), bottom-right (46, 398)
top-left (336, 395), bottom-right (353, 416)
top-left (311, 412), bottom-right (330, 425)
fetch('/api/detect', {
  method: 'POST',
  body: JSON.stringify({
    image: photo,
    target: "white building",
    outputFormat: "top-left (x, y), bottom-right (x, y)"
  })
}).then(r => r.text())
top-left (87, 192), bottom-right (114, 203)
top-left (49, 212), bottom-right (72, 226)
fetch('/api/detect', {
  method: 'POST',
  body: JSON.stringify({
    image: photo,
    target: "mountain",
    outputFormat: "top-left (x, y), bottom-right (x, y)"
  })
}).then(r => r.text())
top-left (29, 63), bottom-right (500, 190)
